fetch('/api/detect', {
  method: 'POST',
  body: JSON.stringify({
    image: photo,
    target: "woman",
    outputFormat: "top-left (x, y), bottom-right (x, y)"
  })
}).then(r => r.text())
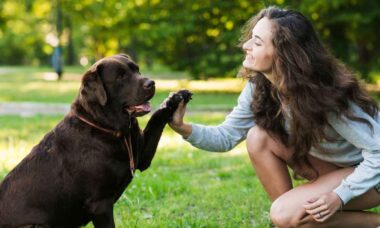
top-left (169, 6), bottom-right (380, 227)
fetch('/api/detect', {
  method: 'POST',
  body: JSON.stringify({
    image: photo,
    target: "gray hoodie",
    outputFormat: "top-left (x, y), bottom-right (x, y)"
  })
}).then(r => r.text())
top-left (185, 82), bottom-right (380, 205)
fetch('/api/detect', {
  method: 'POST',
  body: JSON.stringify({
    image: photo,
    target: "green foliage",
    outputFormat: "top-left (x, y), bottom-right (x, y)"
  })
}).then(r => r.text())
top-left (124, 1), bottom-right (264, 79)
top-left (0, 0), bottom-right (380, 80)
top-left (0, 0), bottom-right (53, 65)
top-left (293, 0), bottom-right (380, 81)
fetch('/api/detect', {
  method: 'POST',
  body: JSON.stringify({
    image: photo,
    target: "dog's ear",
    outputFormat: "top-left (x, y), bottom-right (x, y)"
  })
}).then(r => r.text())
top-left (80, 63), bottom-right (107, 106)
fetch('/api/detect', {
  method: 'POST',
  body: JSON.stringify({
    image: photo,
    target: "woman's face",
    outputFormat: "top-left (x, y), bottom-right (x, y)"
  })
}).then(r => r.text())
top-left (242, 17), bottom-right (274, 74)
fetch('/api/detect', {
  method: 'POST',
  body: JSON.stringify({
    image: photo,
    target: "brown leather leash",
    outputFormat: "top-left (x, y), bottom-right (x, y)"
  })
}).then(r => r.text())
top-left (74, 114), bottom-right (135, 176)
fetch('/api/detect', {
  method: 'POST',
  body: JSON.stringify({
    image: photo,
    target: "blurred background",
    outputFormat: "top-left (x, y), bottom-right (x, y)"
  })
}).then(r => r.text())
top-left (0, 0), bottom-right (380, 81)
top-left (1, 1), bottom-right (380, 227)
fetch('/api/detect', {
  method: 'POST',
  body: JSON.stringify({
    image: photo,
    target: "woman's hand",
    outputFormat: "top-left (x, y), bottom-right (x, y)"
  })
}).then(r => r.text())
top-left (160, 92), bottom-right (186, 128)
top-left (160, 92), bottom-right (192, 138)
top-left (169, 100), bottom-right (192, 138)
top-left (169, 100), bottom-right (186, 128)
top-left (303, 192), bottom-right (342, 222)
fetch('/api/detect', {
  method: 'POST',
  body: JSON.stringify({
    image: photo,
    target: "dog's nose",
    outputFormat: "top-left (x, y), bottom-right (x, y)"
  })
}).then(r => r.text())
top-left (143, 80), bottom-right (155, 89)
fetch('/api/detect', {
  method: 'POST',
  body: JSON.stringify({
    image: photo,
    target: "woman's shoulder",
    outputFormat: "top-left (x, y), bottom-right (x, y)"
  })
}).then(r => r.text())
top-left (328, 101), bottom-right (380, 128)
top-left (239, 80), bottom-right (255, 101)
top-left (349, 101), bottom-right (379, 121)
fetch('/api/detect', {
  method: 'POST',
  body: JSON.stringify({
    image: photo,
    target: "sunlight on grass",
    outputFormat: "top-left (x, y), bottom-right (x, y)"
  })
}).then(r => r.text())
top-left (0, 137), bottom-right (32, 170)
top-left (0, 113), bottom-right (248, 171)
top-left (156, 78), bottom-right (246, 93)
top-left (19, 81), bottom-right (81, 93)
top-left (0, 70), bottom-right (245, 111)
top-left (158, 133), bottom-right (247, 156)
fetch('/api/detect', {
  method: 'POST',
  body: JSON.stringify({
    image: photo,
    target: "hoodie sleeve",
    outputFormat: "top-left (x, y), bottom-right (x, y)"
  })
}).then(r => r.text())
top-left (185, 82), bottom-right (256, 152)
top-left (329, 103), bottom-right (380, 204)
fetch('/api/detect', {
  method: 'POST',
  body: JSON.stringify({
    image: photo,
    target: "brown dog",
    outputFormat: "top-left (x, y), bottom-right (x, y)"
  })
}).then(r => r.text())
top-left (0, 54), bottom-right (191, 227)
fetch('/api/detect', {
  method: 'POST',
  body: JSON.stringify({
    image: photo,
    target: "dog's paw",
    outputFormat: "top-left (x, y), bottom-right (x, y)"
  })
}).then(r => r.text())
top-left (164, 90), bottom-right (192, 110)
top-left (151, 90), bottom-right (192, 122)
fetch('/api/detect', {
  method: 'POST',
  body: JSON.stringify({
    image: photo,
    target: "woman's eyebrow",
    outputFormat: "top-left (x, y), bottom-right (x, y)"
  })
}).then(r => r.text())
top-left (254, 35), bottom-right (264, 42)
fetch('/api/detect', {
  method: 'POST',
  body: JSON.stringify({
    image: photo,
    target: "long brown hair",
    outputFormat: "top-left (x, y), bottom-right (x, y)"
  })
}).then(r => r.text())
top-left (238, 6), bottom-right (379, 178)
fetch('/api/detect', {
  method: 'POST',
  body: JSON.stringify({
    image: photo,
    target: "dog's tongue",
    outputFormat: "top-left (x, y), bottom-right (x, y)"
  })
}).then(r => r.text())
top-left (127, 102), bottom-right (151, 116)
top-left (134, 103), bottom-right (151, 113)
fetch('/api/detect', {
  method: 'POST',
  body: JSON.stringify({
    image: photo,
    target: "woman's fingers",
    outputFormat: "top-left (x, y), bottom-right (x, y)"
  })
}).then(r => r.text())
top-left (313, 209), bottom-right (335, 222)
top-left (303, 192), bottom-right (342, 223)
top-left (303, 198), bottom-right (325, 210)
top-left (305, 204), bottom-right (328, 215)
top-left (305, 201), bottom-right (330, 221)
top-left (307, 197), bottom-right (318, 203)
top-left (175, 100), bottom-right (186, 115)
top-left (170, 100), bottom-right (186, 126)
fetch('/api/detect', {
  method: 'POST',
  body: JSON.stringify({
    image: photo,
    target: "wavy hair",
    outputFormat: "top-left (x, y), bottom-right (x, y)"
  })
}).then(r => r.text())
top-left (238, 6), bottom-right (379, 178)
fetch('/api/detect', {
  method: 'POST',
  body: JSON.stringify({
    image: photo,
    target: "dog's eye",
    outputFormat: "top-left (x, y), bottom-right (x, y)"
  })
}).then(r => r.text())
top-left (116, 74), bottom-right (124, 80)
top-left (116, 69), bottom-right (127, 80)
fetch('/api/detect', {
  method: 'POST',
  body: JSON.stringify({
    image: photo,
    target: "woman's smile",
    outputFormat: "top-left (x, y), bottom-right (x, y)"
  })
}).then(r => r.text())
top-left (245, 54), bottom-right (253, 61)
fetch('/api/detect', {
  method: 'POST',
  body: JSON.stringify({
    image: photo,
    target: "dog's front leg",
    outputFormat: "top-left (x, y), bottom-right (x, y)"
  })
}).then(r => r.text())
top-left (92, 209), bottom-right (115, 228)
top-left (137, 90), bottom-right (192, 171)
top-left (89, 199), bottom-right (115, 228)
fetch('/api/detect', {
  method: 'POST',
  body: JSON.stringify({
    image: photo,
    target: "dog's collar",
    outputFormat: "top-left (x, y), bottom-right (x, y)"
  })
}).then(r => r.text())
top-left (74, 114), bottom-right (135, 176)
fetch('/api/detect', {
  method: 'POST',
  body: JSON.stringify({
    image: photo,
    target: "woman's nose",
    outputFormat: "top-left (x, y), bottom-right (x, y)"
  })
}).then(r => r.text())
top-left (243, 39), bottom-right (252, 50)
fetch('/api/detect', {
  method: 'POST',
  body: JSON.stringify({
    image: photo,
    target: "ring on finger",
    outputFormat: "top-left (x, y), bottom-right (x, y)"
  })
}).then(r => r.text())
top-left (318, 212), bottom-right (323, 218)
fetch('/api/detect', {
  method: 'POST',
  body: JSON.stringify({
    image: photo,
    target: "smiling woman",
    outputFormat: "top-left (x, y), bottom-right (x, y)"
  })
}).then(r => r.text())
top-left (242, 17), bottom-right (274, 78)
top-left (168, 5), bottom-right (380, 227)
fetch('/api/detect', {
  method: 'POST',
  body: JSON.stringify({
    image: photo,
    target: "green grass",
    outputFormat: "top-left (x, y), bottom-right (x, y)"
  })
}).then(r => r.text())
top-left (2, 114), bottom-right (379, 227)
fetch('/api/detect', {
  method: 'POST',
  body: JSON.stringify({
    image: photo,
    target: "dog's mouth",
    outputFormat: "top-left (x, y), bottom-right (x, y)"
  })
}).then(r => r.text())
top-left (125, 101), bottom-right (151, 117)
top-left (124, 90), bottom-right (155, 117)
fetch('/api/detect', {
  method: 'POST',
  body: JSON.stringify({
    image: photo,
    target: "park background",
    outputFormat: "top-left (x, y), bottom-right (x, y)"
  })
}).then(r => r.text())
top-left (0, 0), bottom-right (380, 227)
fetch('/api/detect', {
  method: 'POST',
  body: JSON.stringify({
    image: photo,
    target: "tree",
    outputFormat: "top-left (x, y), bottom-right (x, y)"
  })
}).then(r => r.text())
top-left (0, 0), bottom-right (53, 65)
top-left (122, 0), bottom-right (265, 79)
top-left (0, 0), bottom-right (379, 80)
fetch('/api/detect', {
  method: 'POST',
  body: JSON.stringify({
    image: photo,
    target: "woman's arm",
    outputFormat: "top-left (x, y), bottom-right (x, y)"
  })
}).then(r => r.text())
top-left (328, 103), bottom-right (380, 204)
top-left (170, 82), bottom-right (256, 152)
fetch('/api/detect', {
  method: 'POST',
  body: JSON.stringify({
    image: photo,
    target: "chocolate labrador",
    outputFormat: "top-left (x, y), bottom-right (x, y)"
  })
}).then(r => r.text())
top-left (0, 54), bottom-right (192, 227)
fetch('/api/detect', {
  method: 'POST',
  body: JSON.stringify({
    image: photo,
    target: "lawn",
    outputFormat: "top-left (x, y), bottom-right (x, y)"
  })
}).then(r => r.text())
top-left (1, 114), bottom-right (380, 227)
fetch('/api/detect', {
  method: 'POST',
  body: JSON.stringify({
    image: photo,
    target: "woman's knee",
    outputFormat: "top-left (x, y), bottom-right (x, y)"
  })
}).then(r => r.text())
top-left (270, 198), bottom-right (301, 228)
top-left (246, 126), bottom-right (272, 158)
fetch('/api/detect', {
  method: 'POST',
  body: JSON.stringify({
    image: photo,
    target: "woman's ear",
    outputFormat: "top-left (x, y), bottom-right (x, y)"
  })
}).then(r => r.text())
top-left (80, 63), bottom-right (107, 106)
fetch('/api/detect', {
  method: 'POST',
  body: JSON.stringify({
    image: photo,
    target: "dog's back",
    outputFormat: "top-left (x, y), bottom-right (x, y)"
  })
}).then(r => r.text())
top-left (1, 122), bottom-right (76, 226)
top-left (0, 116), bottom-right (132, 227)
